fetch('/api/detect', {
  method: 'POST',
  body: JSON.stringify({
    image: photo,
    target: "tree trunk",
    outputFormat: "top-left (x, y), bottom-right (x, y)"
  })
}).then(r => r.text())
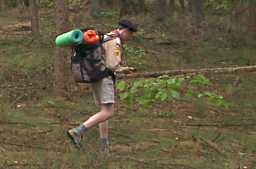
top-left (120, 0), bottom-right (145, 17)
top-left (190, 0), bottom-right (204, 27)
top-left (54, 0), bottom-right (70, 97)
top-left (154, 0), bottom-right (168, 22)
top-left (17, 0), bottom-right (24, 8)
top-left (101, 0), bottom-right (114, 8)
top-left (179, 0), bottom-right (185, 11)
top-left (188, 0), bottom-right (192, 12)
top-left (117, 65), bottom-right (256, 79)
top-left (120, 0), bottom-right (130, 16)
top-left (154, 0), bottom-right (175, 22)
top-left (23, 0), bottom-right (29, 7)
top-left (169, 0), bottom-right (175, 20)
top-left (248, 3), bottom-right (256, 37)
top-left (80, 0), bottom-right (90, 21)
top-left (29, 0), bottom-right (39, 37)
top-left (17, 0), bottom-right (25, 16)
top-left (137, 0), bottom-right (146, 13)
top-left (0, 0), bottom-right (6, 11)
top-left (90, 0), bottom-right (101, 17)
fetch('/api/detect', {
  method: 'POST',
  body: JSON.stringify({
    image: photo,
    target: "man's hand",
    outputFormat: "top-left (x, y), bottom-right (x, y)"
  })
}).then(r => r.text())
top-left (116, 66), bottom-right (136, 74)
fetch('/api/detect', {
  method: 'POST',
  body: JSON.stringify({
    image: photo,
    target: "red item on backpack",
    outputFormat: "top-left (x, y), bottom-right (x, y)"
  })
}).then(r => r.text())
top-left (83, 30), bottom-right (100, 44)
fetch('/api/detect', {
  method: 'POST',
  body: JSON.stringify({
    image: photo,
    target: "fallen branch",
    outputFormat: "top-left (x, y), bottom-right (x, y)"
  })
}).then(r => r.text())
top-left (113, 155), bottom-right (196, 169)
top-left (4, 162), bottom-right (40, 168)
top-left (0, 140), bottom-right (68, 153)
top-left (0, 120), bottom-right (61, 127)
top-left (0, 120), bottom-right (255, 128)
top-left (117, 65), bottom-right (256, 79)
top-left (199, 137), bottom-right (225, 155)
top-left (183, 123), bottom-right (256, 127)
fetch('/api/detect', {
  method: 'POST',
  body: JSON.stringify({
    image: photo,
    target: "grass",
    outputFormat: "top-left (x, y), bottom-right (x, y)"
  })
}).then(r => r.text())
top-left (0, 37), bottom-right (53, 75)
top-left (1, 94), bottom-right (256, 169)
top-left (179, 36), bottom-right (256, 67)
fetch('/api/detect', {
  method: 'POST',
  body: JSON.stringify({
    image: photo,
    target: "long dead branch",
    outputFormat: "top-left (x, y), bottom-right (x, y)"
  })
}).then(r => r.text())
top-left (183, 122), bottom-right (256, 127)
top-left (113, 155), bottom-right (196, 169)
top-left (0, 120), bottom-right (61, 127)
top-left (0, 140), bottom-right (68, 153)
top-left (117, 65), bottom-right (256, 79)
top-left (198, 137), bottom-right (225, 155)
top-left (0, 120), bottom-right (255, 128)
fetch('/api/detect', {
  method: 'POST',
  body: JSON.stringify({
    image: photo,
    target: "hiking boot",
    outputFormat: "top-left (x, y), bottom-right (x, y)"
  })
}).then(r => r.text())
top-left (67, 128), bottom-right (82, 149)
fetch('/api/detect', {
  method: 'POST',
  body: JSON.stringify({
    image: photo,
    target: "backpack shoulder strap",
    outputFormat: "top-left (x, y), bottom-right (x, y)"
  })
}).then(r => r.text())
top-left (102, 32), bottom-right (121, 43)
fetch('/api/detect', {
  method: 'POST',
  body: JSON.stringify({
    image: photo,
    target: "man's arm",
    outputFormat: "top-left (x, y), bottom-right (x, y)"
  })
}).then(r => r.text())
top-left (115, 66), bottom-right (136, 74)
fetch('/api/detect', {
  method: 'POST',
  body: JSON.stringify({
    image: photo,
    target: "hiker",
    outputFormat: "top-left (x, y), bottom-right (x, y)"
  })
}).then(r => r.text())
top-left (67, 20), bottom-right (138, 151)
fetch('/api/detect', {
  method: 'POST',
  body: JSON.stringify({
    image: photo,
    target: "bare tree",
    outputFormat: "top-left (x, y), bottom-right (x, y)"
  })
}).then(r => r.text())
top-left (54, 0), bottom-right (70, 96)
top-left (231, 1), bottom-right (256, 37)
top-left (91, 0), bottom-right (101, 17)
top-left (120, 0), bottom-right (145, 17)
top-left (156, 0), bottom-right (168, 22)
top-left (29, 0), bottom-right (39, 37)
top-left (248, 3), bottom-right (256, 37)
top-left (190, 0), bottom-right (204, 27)
top-left (0, 0), bottom-right (6, 11)
top-left (101, 0), bottom-right (114, 8)
top-left (120, 0), bottom-right (130, 16)
top-left (179, 0), bottom-right (185, 11)
top-left (169, 0), bottom-right (175, 19)
top-left (17, 0), bottom-right (24, 8)
top-left (154, 0), bottom-right (175, 22)
top-left (137, 0), bottom-right (146, 13)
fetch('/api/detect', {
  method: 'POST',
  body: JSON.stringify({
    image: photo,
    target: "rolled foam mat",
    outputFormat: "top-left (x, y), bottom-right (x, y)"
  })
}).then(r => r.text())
top-left (55, 29), bottom-right (83, 47)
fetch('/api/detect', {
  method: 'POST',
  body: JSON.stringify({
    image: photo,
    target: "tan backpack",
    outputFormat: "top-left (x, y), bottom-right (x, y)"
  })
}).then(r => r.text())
top-left (102, 36), bottom-right (124, 71)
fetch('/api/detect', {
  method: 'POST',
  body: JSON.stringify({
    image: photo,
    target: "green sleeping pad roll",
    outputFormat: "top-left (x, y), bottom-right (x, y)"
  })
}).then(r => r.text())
top-left (55, 29), bottom-right (83, 47)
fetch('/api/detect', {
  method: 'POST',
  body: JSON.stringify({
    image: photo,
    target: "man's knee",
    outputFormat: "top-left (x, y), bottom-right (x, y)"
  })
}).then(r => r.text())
top-left (101, 103), bottom-right (114, 118)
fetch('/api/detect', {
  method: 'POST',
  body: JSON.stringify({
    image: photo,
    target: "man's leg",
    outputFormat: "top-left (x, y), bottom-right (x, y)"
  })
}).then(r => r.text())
top-left (83, 103), bottom-right (113, 128)
top-left (99, 120), bottom-right (108, 138)
top-left (99, 120), bottom-right (109, 150)
top-left (68, 77), bottom-right (115, 148)
top-left (67, 103), bottom-right (114, 147)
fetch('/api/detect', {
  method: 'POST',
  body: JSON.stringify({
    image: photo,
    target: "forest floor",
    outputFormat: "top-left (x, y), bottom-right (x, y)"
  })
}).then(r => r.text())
top-left (0, 9), bottom-right (256, 169)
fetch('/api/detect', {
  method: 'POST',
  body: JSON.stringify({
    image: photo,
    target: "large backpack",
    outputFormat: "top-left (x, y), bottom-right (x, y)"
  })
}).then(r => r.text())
top-left (71, 29), bottom-right (116, 83)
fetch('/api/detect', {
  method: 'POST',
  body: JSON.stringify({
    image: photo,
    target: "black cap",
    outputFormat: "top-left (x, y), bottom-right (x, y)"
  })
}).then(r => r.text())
top-left (118, 19), bottom-right (138, 32)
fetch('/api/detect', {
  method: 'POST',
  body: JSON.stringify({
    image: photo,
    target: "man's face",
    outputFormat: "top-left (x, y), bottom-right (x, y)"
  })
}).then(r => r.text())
top-left (119, 28), bottom-right (133, 41)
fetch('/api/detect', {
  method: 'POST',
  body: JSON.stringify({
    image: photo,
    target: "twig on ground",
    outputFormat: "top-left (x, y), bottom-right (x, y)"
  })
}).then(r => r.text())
top-left (198, 137), bottom-right (225, 155)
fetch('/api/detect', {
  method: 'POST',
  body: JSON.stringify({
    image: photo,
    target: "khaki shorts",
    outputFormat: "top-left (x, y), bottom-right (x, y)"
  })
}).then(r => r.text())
top-left (91, 76), bottom-right (115, 104)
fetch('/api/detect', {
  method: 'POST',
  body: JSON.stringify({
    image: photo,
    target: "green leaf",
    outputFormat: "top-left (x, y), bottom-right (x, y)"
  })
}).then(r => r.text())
top-left (138, 97), bottom-right (152, 105)
top-left (190, 74), bottom-right (211, 86)
top-left (47, 100), bottom-right (56, 107)
top-left (120, 92), bottom-right (129, 100)
top-left (186, 88), bottom-right (197, 98)
top-left (167, 79), bottom-right (175, 85)
top-left (170, 90), bottom-right (180, 99)
top-left (197, 93), bottom-right (204, 98)
top-left (116, 80), bottom-right (127, 91)
top-left (160, 92), bottom-right (168, 101)
top-left (166, 77), bottom-right (184, 90)
top-left (155, 111), bottom-right (176, 118)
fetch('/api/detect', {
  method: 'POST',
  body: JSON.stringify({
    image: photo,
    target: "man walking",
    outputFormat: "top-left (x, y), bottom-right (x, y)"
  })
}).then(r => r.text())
top-left (67, 20), bottom-right (137, 151)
